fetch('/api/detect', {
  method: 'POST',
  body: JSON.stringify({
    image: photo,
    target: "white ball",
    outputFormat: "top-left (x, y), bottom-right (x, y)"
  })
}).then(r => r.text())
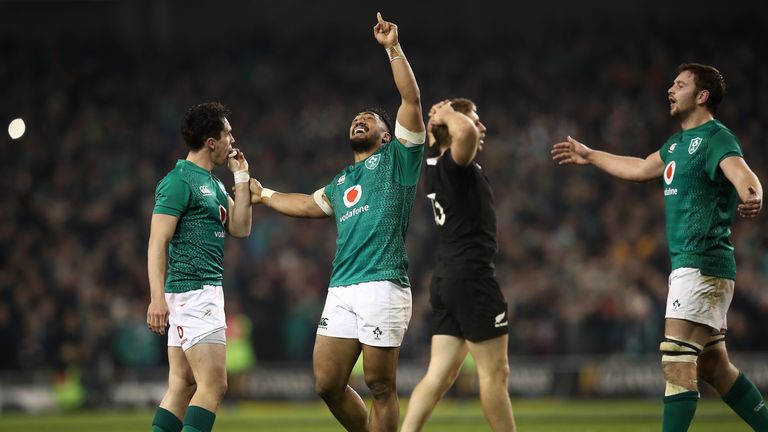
top-left (8, 118), bottom-right (25, 140)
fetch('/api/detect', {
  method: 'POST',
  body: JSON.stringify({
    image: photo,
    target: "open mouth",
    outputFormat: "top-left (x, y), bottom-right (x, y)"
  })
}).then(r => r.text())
top-left (353, 125), bottom-right (368, 135)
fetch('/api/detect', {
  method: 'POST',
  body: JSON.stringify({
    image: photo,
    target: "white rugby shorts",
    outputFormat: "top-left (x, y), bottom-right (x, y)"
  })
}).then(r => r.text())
top-left (166, 285), bottom-right (227, 351)
top-left (665, 267), bottom-right (734, 331)
top-left (317, 280), bottom-right (412, 347)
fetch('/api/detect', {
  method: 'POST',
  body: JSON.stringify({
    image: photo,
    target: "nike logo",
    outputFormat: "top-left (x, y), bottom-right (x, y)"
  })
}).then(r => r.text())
top-left (494, 311), bottom-right (508, 328)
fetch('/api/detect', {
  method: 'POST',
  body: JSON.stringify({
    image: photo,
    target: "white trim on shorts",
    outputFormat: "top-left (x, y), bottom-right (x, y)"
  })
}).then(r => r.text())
top-left (665, 267), bottom-right (734, 330)
top-left (166, 285), bottom-right (227, 351)
top-left (317, 280), bottom-right (412, 347)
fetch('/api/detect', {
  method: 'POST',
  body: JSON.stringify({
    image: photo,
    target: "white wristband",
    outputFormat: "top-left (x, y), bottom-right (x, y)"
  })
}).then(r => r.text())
top-left (386, 43), bottom-right (405, 62)
top-left (261, 188), bottom-right (275, 199)
top-left (313, 188), bottom-right (333, 216)
top-left (233, 170), bottom-right (250, 184)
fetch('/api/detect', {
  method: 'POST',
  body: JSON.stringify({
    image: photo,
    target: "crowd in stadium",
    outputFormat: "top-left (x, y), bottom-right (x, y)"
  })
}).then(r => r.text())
top-left (2, 20), bottom-right (767, 379)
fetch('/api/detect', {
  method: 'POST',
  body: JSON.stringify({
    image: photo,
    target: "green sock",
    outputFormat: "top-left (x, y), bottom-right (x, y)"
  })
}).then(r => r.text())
top-left (151, 407), bottom-right (183, 432)
top-left (722, 372), bottom-right (768, 430)
top-left (663, 391), bottom-right (699, 432)
top-left (182, 405), bottom-right (216, 432)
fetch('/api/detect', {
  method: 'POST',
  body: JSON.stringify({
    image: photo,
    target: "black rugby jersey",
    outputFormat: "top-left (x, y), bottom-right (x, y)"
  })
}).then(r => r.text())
top-left (424, 150), bottom-right (497, 278)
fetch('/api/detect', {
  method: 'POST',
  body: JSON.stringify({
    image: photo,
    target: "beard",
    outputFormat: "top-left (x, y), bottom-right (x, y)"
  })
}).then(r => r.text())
top-left (349, 135), bottom-right (378, 153)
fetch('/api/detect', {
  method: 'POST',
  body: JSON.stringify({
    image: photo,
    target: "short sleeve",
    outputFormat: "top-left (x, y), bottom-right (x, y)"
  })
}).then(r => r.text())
top-left (658, 134), bottom-right (680, 164)
top-left (153, 175), bottom-right (191, 216)
top-left (706, 130), bottom-right (743, 180)
top-left (390, 137), bottom-right (424, 186)
top-left (324, 181), bottom-right (335, 207)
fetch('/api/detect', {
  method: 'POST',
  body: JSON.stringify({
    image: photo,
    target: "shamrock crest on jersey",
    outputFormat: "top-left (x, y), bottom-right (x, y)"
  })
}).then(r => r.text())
top-left (688, 137), bottom-right (702, 154)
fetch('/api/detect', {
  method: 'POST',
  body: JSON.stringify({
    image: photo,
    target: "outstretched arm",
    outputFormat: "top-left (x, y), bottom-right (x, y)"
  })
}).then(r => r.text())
top-left (721, 156), bottom-right (763, 218)
top-left (374, 12), bottom-right (424, 141)
top-left (551, 136), bottom-right (664, 182)
top-left (248, 179), bottom-right (331, 219)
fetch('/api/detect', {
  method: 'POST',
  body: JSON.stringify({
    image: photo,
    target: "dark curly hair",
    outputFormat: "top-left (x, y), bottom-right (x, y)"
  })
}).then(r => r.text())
top-left (361, 106), bottom-right (393, 141)
top-left (180, 102), bottom-right (231, 151)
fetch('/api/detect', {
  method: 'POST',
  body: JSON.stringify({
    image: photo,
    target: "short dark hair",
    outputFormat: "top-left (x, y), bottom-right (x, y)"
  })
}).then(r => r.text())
top-left (181, 102), bottom-right (231, 151)
top-left (361, 106), bottom-right (393, 139)
top-left (432, 98), bottom-right (477, 148)
top-left (677, 63), bottom-right (726, 114)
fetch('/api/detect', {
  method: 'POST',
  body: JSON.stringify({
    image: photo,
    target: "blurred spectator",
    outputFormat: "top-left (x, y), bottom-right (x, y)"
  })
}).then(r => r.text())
top-left (1, 6), bottom-right (766, 388)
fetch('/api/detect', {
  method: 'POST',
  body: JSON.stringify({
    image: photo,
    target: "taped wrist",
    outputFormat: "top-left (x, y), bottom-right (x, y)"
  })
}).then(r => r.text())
top-left (386, 43), bottom-right (405, 62)
top-left (260, 188), bottom-right (275, 199)
top-left (233, 170), bottom-right (250, 184)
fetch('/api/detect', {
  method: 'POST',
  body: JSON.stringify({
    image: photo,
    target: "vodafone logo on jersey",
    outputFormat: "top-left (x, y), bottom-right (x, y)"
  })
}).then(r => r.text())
top-left (343, 185), bottom-right (362, 208)
top-left (663, 161), bottom-right (676, 185)
top-left (219, 205), bottom-right (227, 225)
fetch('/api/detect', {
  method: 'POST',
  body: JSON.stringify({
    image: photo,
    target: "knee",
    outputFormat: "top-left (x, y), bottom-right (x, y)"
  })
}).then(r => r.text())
top-left (168, 374), bottom-right (197, 401)
top-left (314, 376), bottom-right (346, 402)
top-left (365, 375), bottom-right (395, 400)
top-left (697, 351), bottom-right (735, 386)
top-left (697, 354), bottom-right (720, 383)
top-left (660, 336), bottom-right (702, 392)
top-left (208, 377), bottom-right (229, 401)
top-left (477, 358), bottom-right (510, 385)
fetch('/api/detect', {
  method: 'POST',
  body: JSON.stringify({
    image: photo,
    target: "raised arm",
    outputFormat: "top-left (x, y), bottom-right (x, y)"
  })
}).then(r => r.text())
top-left (430, 100), bottom-right (479, 166)
top-left (147, 214), bottom-right (178, 335)
top-left (226, 148), bottom-right (252, 238)
top-left (248, 178), bottom-right (331, 219)
top-left (551, 136), bottom-right (664, 183)
top-left (720, 156), bottom-right (763, 218)
top-left (374, 12), bottom-right (424, 140)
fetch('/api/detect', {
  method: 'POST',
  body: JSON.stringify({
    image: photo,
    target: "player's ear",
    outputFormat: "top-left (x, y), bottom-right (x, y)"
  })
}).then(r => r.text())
top-left (697, 89), bottom-right (710, 105)
top-left (205, 137), bottom-right (216, 150)
top-left (382, 131), bottom-right (392, 143)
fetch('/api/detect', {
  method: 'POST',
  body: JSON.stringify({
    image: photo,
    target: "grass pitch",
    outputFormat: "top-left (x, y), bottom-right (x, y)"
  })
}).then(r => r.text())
top-left (0, 398), bottom-right (750, 431)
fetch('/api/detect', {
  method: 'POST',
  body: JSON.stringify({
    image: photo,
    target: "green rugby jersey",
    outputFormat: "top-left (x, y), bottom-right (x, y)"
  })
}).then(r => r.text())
top-left (153, 160), bottom-right (230, 293)
top-left (324, 138), bottom-right (423, 288)
top-left (659, 120), bottom-right (743, 279)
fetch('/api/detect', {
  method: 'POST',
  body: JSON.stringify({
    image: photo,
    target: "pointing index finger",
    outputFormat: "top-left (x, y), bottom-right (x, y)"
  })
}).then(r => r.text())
top-left (377, 12), bottom-right (384, 24)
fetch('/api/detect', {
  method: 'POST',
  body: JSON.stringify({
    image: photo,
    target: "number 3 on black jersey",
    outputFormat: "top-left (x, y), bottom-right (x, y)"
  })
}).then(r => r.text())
top-left (426, 193), bottom-right (446, 226)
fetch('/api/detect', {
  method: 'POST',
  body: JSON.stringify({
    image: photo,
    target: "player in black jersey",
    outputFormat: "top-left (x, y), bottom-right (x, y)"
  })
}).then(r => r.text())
top-left (401, 99), bottom-right (516, 432)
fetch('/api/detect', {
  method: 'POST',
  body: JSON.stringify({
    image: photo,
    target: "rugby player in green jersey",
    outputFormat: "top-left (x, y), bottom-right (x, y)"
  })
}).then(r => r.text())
top-left (552, 64), bottom-right (766, 431)
top-left (248, 13), bottom-right (425, 432)
top-left (147, 102), bottom-right (252, 432)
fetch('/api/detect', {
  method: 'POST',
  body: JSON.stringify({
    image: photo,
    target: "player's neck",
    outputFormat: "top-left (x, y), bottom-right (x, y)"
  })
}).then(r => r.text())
top-left (186, 150), bottom-right (214, 171)
top-left (679, 109), bottom-right (714, 131)
top-left (353, 145), bottom-right (380, 163)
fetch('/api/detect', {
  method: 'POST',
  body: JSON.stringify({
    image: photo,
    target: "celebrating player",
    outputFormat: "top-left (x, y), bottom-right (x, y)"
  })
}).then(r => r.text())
top-left (247, 12), bottom-right (424, 432)
top-left (552, 63), bottom-right (767, 432)
top-left (401, 99), bottom-right (516, 432)
top-left (147, 102), bottom-right (252, 432)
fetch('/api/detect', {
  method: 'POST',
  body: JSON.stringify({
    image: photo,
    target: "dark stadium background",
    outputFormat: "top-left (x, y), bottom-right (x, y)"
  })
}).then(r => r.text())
top-left (1, 0), bottom-right (767, 415)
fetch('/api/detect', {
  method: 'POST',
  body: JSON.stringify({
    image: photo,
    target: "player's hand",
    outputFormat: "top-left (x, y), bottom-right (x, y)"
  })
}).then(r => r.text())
top-left (429, 100), bottom-right (454, 126)
top-left (147, 297), bottom-right (169, 335)
top-left (551, 136), bottom-right (592, 165)
top-left (426, 117), bottom-right (437, 147)
top-left (227, 148), bottom-right (249, 173)
top-left (737, 186), bottom-right (762, 218)
top-left (249, 178), bottom-right (264, 205)
top-left (373, 12), bottom-right (398, 48)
